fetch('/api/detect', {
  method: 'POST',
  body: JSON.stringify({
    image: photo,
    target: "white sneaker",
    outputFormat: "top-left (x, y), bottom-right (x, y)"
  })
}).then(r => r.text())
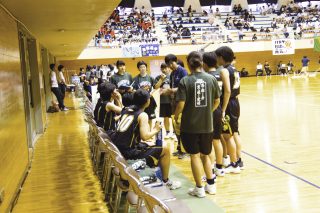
top-left (61, 107), bottom-right (69, 111)
top-left (165, 180), bottom-right (181, 190)
top-left (188, 187), bottom-right (206, 198)
top-left (223, 155), bottom-right (230, 167)
top-left (204, 184), bottom-right (216, 195)
top-left (164, 133), bottom-right (170, 139)
top-left (225, 164), bottom-right (241, 174)
top-left (214, 168), bottom-right (225, 177)
top-left (169, 132), bottom-right (175, 139)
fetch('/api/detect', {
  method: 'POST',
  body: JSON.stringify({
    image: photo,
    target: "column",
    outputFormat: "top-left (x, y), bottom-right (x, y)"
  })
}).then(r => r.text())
top-left (184, 0), bottom-right (202, 13)
top-left (134, 0), bottom-right (152, 11)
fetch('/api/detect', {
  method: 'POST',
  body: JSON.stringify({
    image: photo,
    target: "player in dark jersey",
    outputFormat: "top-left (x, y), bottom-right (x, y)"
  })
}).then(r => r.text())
top-left (202, 51), bottom-right (225, 177)
top-left (112, 89), bottom-right (181, 190)
top-left (165, 54), bottom-right (188, 159)
top-left (175, 51), bottom-right (220, 198)
top-left (97, 83), bottom-right (123, 131)
top-left (110, 60), bottom-right (133, 94)
top-left (94, 82), bottom-right (106, 123)
top-left (215, 46), bottom-right (243, 173)
top-left (155, 63), bottom-right (173, 139)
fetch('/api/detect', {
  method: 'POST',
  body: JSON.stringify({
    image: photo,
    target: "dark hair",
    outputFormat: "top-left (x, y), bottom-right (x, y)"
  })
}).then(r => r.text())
top-left (187, 51), bottom-right (202, 70)
top-left (58, 65), bottom-right (64, 71)
top-left (122, 92), bottom-right (134, 107)
top-left (108, 64), bottom-right (114, 71)
top-left (97, 82), bottom-right (106, 94)
top-left (49, 63), bottom-right (55, 70)
top-left (303, 56), bottom-right (307, 58)
top-left (137, 61), bottom-right (147, 69)
top-left (133, 89), bottom-right (150, 108)
top-left (160, 63), bottom-right (168, 69)
top-left (164, 54), bottom-right (177, 65)
top-left (215, 46), bottom-right (234, 63)
top-left (177, 59), bottom-right (185, 67)
top-left (202, 52), bottom-right (217, 68)
top-left (116, 60), bottom-right (126, 68)
top-left (101, 82), bottom-right (116, 101)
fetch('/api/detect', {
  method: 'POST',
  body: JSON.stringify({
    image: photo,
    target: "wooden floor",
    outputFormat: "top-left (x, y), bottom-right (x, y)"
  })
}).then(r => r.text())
top-left (172, 75), bottom-right (320, 212)
top-left (13, 75), bottom-right (320, 213)
top-left (13, 97), bottom-right (109, 213)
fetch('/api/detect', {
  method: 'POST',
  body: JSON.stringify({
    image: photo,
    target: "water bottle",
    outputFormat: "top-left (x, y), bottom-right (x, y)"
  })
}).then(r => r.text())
top-left (155, 122), bottom-right (163, 147)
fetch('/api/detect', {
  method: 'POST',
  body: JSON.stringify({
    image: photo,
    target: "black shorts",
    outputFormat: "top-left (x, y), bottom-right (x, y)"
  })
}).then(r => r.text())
top-left (122, 146), bottom-right (162, 168)
top-left (180, 133), bottom-right (213, 155)
top-left (160, 103), bottom-right (172, 117)
top-left (223, 97), bottom-right (240, 134)
top-left (213, 106), bottom-right (222, 139)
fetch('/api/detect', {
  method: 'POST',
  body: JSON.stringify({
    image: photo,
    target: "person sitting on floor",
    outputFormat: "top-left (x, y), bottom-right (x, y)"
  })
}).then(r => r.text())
top-left (256, 62), bottom-right (263, 76)
top-left (111, 89), bottom-right (182, 190)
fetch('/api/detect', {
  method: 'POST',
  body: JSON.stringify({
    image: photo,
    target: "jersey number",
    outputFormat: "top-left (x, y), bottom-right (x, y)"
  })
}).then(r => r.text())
top-left (233, 72), bottom-right (240, 89)
top-left (117, 114), bottom-right (134, 132)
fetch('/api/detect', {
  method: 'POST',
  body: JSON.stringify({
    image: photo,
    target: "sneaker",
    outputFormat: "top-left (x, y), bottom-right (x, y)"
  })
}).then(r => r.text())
top-left (131, 160), bottom-right (146, 171)
top-left (169, 133), bottom-right (175, 139)
top-left (223, 155), bottom-right (230, 167)
top-left (204, 184), bottom-right (216, 195)
top-left (188, 187), bottom-right (206, 198)
top-left (61, 107), bottom-right (69, 111)
top-left (238, 160), bottom-right (244, 170)
top-left (165, 179), bottom-right (181, 190)
top-left (172, 150), bottom-right (180, 156)
top-left (178, 152), bottom-right (188, 159)
top-left (164, 134), bottom-right (170, 139)
top-left (214, 168), bottom-right (225, 177)
top-left (225, 164), bottom-right (241, 174)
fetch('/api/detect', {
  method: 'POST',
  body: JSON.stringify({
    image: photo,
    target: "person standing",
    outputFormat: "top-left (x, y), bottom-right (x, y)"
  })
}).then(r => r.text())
top-left (110, 60), bottom-right (133, 94)
top-left (175, 51), bottom-right (220, 197)
top-left (50, 64), bottom-right (68, 111)
top-left (215, 46), bottom-right (242, 173)
top-left (155, 63), bottom-right (174, 139)
top-left (202, 51), bottom-right (225, 177)
top-left (301, 56), bottom-right (310, 75)
top-left (58, 65), bottom-right (67, 100)
top-left (165, 54), bottom-right (188, 159)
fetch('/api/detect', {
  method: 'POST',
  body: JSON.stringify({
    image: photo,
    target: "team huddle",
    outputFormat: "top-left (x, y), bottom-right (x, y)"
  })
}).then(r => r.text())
top-left (93, 46), bottom-right (243, 198)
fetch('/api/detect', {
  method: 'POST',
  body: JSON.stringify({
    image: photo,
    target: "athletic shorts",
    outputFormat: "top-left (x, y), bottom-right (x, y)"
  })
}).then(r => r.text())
top-left (180, 132), bottom-right (213, 155)
top-left (160, 103), bottom-right (172, 117)
top-left (223, 97), bottom-right (240, 134)
top-left (213, 106), bottom-right (222, 139)
top-left (122, 146), bottom-right (162, 168)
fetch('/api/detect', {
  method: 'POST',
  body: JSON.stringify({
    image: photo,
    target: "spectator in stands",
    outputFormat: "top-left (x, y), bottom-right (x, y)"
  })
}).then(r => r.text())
top-left (240, 68), bottom-right (249, 77)
top-left (238, 28), bottom-right (245, 40)
top-left (256, 62), bottom-right (263, 76)
top-left (264, 61), bottom-right (272, 76)
top-left (252, 34), bottom-right (257, 41)
top-left (112, 89), bottom-right (182, 190)
top-left (191, 33), bottom-right (196, 45)
top-left (215, 8), bottom-right (221, 19)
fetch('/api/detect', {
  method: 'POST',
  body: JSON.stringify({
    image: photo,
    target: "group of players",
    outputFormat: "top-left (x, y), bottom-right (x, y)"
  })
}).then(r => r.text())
top-left (92, 46), bottom-right (243, 198)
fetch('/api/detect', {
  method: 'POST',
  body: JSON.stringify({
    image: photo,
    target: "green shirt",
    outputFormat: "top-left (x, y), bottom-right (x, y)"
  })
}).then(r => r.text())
top-left (110, 72), bottom-right (133, 88)
top-left (176, 71), bottom-right (221, 133)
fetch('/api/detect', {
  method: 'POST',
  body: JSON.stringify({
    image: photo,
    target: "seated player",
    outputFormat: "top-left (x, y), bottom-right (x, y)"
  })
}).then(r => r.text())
top-left (256, 62), bottom-right (263, 76)
top-left (112, 89), bottom-right (181, 190)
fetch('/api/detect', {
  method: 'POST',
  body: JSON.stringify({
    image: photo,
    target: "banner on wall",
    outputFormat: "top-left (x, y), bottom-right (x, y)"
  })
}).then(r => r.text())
top-left (272, 39), bottom-right (295, 55)
top-left (141, 44), bottom-right (160, 56)
top-left (314, 37), bottom-right (320, 52)
top-left (122, 45), bottom-right (142, 57)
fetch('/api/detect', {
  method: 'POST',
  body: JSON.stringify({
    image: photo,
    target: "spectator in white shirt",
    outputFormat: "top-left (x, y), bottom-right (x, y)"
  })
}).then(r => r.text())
top-left (256, 62), bottom-right (263, 76)
top-left (50, 64), bottom-right (68, 111)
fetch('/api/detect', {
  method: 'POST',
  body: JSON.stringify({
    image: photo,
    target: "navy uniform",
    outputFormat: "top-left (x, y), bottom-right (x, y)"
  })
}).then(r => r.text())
top-left (94, 98), bottom-right (103, 122)
top-left (96, 101), bottom-right (116, 131)
top-left (110, 72), bottom-right (133, 89)
top-left (221, 65), bottom-right (240, 134)
top-left (112, 107), bottom-right (162, 167)
top-left (208, 68), bottom-right (223, 140)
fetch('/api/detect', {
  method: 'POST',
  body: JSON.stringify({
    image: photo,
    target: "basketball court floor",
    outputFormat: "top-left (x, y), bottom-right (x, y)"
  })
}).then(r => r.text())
top-left (13, 75), bottom-right (320, 212)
